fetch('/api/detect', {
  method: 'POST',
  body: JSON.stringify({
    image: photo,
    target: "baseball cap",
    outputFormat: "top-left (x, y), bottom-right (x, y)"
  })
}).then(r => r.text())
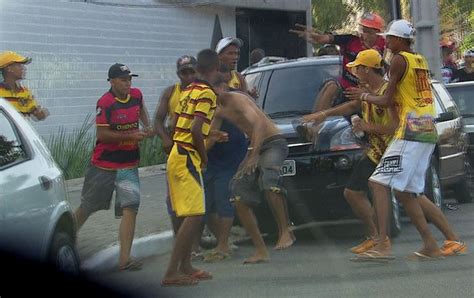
top-left (176, 55), bottom-right (197, 72)
top-left (382, 19), bottom-right (415, 39)
top-left (359, 12), bottom-right (384, 31)
top-left (0, 51), bottom-right (32, 69)
top-left (215, 37), bottom-right (243, 54)
top-left (107, 63), bottom-right (138, 80)
top-left (346, 49), bottom-right (383, 69)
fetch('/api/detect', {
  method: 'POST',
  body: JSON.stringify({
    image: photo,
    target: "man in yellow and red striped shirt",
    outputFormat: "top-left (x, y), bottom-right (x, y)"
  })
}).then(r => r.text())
top-left (162, 49), bottom-right (220, 286)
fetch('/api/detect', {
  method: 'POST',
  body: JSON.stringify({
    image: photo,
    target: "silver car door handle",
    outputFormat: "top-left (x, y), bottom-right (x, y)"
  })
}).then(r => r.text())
top-left (39, 176), bottom-right (52, 190)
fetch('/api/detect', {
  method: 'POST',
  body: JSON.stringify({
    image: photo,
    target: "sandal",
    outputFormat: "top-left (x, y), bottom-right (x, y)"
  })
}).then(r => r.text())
top-left (119, 259), bottom-right (143, 271)
top-left (191, 270), bottom-right (213, 280)
top-left (203, 250), bottom-right (230, 262)
top-left (161, 276), bottom-right (198, 287)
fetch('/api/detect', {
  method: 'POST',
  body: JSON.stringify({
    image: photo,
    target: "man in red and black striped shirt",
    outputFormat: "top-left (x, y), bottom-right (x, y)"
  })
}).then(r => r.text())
top-left (75, 63), bottom-right (152, 271)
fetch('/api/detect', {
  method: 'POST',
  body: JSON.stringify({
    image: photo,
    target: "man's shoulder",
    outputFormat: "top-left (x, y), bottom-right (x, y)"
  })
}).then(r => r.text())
top-left (130, 87), bottom-right (143, 99)
top-left (97, 91), bottom-right (115, 105)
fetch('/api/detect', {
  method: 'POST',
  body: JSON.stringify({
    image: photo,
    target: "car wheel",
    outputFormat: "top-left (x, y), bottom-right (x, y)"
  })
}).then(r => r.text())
top-left (49, 231), bottom-right (80, 275)
top-left (389, 189), bottom-right (402, 237)
top-left (425, 158), bottom-right (443, 208)
top-left (453, 161), bottom-right (473, 203)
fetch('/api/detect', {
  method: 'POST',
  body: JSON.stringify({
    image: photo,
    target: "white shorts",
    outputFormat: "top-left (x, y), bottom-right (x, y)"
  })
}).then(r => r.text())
top-left (369, 139), bottom-right (435, 194)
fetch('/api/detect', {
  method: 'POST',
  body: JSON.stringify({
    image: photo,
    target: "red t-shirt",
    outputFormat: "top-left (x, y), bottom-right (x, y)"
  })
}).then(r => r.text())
top-left (333, 34), bottom-right (386, 89)
top-left (92, 88), bottom-right (143, 169)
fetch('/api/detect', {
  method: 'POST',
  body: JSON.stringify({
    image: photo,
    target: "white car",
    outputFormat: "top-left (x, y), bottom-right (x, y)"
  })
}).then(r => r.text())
top-left (0, 97), bottom-right (79, 273)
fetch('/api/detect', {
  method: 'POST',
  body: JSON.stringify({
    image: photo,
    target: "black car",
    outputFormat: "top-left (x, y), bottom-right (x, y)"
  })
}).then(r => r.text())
top-left (243, 56), bottom-right (471, 235)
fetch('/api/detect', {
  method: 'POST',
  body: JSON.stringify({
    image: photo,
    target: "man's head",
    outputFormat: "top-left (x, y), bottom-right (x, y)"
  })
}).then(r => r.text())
top-left (107, 63), bottom-right (138, 97)
top-left (464, 49), bottom-right (474, 68)
top-left (346, 49), bottom-right (384, 81)
top-left (176, 55), bottom-right (197, 86)
top-left (358, 12), bottom-right (384, 46)
top-left (383, 19), bottom-right (415, 53)
top-left (197, 49), bottom-right (220, 83)
top-left (250, 48), bottom-right (265, 65)
top-left (0, 51), bottom-right (32, 80)
top-left (216, 37), bottom-right (243, 70)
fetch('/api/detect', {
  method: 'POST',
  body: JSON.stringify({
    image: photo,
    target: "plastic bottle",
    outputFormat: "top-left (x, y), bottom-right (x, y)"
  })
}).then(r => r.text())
top-left (351, 114), bottom-right (365, 138)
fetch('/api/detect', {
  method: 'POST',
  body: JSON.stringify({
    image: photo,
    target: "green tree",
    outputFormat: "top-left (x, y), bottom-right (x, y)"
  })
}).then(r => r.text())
top-left (311, 0), bottom-right (356, 32)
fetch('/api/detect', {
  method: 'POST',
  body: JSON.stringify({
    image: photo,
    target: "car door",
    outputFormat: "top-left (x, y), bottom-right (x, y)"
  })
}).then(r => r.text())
top-left (0, 107), bottom-right (56, 259)
top-left (431, 82), bottom-right (466, 183)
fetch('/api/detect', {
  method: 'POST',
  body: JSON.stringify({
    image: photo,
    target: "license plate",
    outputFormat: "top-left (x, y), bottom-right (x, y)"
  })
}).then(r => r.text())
top-left (280, 160), bottom-right (296, 176)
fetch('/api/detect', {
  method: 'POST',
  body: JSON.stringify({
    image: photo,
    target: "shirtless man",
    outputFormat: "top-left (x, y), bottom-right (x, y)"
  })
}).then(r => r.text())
top-left (210, 78), bottom-right (294, 264)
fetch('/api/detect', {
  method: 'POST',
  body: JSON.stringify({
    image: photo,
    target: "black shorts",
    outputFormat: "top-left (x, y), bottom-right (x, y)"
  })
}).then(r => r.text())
top-left (346, 156), bottom-right (377, 192)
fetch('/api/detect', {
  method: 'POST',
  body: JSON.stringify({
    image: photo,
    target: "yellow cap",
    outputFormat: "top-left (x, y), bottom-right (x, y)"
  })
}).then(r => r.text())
top-left (346, 49), bottom-right (382, 69)
top-left (0, 51), bottom-right (32, 69)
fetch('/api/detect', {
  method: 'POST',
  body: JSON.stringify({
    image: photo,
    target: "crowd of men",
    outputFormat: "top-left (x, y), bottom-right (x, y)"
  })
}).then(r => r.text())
top-left (0, 11), bottom-right (471, 287)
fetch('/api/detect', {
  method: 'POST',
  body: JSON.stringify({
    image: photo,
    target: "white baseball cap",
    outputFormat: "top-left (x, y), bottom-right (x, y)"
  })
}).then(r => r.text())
top-left (382, 19), bottom-right (415, 39)
top-left (215, 37), bottom-right (243, 54)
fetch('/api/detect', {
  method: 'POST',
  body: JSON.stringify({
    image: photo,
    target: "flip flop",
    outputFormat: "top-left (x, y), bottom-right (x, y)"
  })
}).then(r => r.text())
top-left (203, 250), bottom-right (230, 262)
top-left (161, 276), bottom-right (199, 287)
top-left (350, 250), bottom-right (395, 263)
top-left (406, 251), bottom-right (445, 262)
top-left (242, 257), bottom-right (270, 265)
top-left (119, 259), bottom-right (143, 271)
top-left (191, 270), bottom-right (213, 280)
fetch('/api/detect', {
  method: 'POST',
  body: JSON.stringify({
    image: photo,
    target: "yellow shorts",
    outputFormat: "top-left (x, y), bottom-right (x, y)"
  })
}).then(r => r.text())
top-left (167, 144), bottom-right (205, 217)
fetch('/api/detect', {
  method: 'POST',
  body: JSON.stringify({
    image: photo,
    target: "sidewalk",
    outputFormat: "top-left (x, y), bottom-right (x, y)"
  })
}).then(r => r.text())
top-left (66, 164), bottom-right (174, 272)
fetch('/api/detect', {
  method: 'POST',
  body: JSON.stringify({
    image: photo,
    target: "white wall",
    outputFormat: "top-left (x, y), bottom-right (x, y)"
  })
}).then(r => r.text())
top-left (0, 0), bottom-right (235, 139)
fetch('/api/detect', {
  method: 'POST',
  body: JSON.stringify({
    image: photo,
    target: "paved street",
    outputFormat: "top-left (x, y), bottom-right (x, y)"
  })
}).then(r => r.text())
top-left (90, 200), bottom-right (474, 298)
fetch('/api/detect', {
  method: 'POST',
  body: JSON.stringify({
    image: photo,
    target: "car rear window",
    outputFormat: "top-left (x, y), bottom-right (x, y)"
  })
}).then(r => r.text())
top-left (0, 110), bottom-right (28, 168)
top-left (447, 85), bottom-right (473, 116)
top-left (263, 64), bottom-right (340, 115)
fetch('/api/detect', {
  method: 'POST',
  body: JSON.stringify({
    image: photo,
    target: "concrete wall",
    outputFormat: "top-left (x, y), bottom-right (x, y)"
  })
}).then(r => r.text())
top-left (0, 0), bottom-right (235, 139)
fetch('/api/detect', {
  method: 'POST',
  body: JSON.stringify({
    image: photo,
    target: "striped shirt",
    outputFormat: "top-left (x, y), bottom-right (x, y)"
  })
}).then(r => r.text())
top-left (173, 80), bottom-right (217, 151)
top-left (0, 82), bottom-right (38, 116)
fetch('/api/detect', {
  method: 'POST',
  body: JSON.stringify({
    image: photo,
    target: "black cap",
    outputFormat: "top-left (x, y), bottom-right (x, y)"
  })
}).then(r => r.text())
top-left (176, 55), bottom-right (197, 72)
top-left (108, 63), bottom-right (138, 80)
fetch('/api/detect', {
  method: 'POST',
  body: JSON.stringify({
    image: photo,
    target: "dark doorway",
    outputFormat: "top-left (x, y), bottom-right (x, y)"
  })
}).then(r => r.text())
top-left (236, 8), bottom-right (307, 71)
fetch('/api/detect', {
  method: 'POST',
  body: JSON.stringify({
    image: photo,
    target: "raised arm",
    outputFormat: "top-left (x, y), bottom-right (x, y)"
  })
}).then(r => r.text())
top-left (290, 23), bottom-right (334, 44)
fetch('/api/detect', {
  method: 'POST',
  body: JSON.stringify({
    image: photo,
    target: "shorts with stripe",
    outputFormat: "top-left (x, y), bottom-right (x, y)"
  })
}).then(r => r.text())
top-left (167, 144), bottom-right (205, 217)
top-left (80, 165), bottom-right (140, 216)
top-left (369, 139), bottom-right (435, 194)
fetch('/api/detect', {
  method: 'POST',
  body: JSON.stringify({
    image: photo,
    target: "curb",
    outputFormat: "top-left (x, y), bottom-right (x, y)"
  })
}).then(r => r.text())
top-left (66, 163), bottom-right (167, 192)
top-left (81, 230), bottom-right (174, 273)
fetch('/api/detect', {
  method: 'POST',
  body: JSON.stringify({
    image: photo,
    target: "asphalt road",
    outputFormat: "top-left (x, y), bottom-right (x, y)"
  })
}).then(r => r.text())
top-left (90, 200), bottom-right (474, 298)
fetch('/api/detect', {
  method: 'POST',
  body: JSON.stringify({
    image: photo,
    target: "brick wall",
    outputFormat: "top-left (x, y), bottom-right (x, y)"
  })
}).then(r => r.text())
top-left (0, 0), bottom-right (235, 139)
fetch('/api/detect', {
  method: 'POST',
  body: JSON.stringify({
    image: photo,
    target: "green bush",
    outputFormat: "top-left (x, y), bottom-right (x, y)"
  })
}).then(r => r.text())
top-left (47, 114), bottom-right (165, 179)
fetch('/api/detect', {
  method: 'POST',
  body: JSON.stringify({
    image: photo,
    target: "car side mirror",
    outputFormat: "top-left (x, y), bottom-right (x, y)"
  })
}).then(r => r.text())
top-left (436, 111), bottom-right (455, 122)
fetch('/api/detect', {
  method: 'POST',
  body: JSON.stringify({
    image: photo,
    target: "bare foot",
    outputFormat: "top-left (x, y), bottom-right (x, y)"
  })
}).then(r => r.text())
top-left (243, 253), bottom-right (270, 264)
top-left (274, 232), bottom-right (295, 250)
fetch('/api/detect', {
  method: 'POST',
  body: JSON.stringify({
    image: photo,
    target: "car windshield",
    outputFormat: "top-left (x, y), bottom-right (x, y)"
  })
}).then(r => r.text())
top-left (263, 64), bottom-right (340, 116)
top-left (447, 85), bottom-right (474, 117)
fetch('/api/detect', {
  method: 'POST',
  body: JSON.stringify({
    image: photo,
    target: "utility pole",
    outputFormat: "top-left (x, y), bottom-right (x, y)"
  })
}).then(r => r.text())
top-left (389, 0), bottom-right (401, 20)
top-left (411, 0), bottom-right (441, 81)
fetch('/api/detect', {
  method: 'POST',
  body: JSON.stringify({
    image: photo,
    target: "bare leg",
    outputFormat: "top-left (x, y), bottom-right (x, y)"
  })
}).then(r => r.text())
top-left (312, 80), bottom-right (339, 112)
top-left (74, 206), bottom-right (90, 230)
top-left (215, 217), bottom-right (234, 253)
top-left (265, 191), bottom-right (294, 250)
top-left (164, 215), bottom-right (204, 279)
top-left (396, 192), bottom-right (441, 257)
top-left (118, 208), bottom-right (138, 268)
top-left (368, 181), bottom-right (392, 255)
top-left (344, 188), bottom-right (377, 237)
top-left (235, 200), bottom-right (269, 263)
top-left (418, 195), bottom-right (458, 241)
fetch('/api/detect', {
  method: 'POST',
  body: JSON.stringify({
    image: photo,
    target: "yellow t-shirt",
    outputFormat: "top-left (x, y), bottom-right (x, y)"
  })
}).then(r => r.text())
top-left (394, 51), bottom-right (437, 143)
top-left (228, 70), bottom-right (241, 90)
top-left (0, 83), bottom-right (38, 115)
top-left (173, 80), bottom-right (217, 151)
top-left (168, 83), bottom-right (181, 114)
top-left (362, 81), bottom-right (392, 164)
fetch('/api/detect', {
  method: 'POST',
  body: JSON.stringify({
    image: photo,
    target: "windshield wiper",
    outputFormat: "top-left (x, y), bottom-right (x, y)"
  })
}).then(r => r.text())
top-left (268, 110), bottom-right (312, 118)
